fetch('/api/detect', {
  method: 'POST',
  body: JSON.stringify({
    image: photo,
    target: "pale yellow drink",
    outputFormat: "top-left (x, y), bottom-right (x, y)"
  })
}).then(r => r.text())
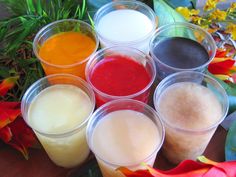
top-left (91, 110), bottom-right (161, 177)
top-left (28, 84), bottom-right (93, 168)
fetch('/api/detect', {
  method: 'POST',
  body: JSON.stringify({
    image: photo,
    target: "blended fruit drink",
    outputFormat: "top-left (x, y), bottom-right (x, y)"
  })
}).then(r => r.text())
top-left (154, 71), bottom-right (228, 164)
top-left (86, 47), bottom-right (156, 106)
top-left (87, 99), bottom-right (165, 177)
top-left (33, 19), bottom-right (98, 79)
top-left (90, 55), bottom-right (150, 104)
top-left (21, 75), bottom-right (95, 168)
top-left (94, 1), bottom-right (156, 53)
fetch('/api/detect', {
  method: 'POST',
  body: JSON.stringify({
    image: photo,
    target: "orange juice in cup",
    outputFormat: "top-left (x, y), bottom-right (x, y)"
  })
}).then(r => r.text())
top-left (33, 19), bottom-right (98, 79)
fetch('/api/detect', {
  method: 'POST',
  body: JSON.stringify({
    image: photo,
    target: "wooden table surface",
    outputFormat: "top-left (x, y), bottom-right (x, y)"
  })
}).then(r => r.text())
top-left (0, 126), bottom-right (227, 177)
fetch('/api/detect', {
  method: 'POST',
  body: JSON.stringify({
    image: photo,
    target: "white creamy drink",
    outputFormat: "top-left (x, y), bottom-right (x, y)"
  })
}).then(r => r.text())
top-left (91, 110), bottom-right (161, 177)
top-left (157, 82), bottom-right (223, 164)
top-left (28, 84), bottom-right (93, 168)
top-left (96, 9), bottom-right (154, 53)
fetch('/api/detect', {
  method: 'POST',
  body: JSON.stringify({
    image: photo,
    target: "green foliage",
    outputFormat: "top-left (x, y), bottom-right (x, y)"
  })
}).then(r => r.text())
top-left (163, 0), bottom-right (196, 9)
top-left (153, 0), bottom-right (186, 27)
top-left (207, 72), bottom-right (236, 114)
top-left (225, 113), bottom-right (236, 161)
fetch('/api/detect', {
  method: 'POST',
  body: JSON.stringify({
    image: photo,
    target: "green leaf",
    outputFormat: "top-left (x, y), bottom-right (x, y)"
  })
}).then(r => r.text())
top-left (36, 0), bottom-right (43, 16)
top-left (26, 0), bottom-right (36, 14)
top-left (225, 113), bottom-right (236, 161)
top-left (81, 0), bottom-right (86, 19)
top-left (0, 66), bottom-right (10, 78)
top-left (87, 12), bottom-right (95, 29)
top-left (207, 72), bottom-right (236, 114)
top-left (17, 58), bottom-right (37, 68)
top-left (153, 0), bottom-right (186, 27)
top-left (163, 0), bottom-right (196, 9)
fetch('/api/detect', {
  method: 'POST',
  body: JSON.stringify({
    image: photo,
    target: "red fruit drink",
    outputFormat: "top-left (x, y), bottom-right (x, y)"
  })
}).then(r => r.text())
top-left (86, 47), bottom-right (155, 106)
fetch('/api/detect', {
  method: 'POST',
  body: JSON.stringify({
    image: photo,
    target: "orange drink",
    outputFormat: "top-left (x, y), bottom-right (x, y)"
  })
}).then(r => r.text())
top-left (33, 19), bottom-right (98, 79)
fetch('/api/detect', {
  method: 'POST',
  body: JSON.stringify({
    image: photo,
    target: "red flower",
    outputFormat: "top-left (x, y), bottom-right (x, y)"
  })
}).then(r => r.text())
top-left (118, 156), bottom-right (236, 177)
top-left (0, 78), bottom-right (37, 159)
top-left (0, 77), bottom-right (18, 96)
top-left (208, 49), bottom-right (236, 82)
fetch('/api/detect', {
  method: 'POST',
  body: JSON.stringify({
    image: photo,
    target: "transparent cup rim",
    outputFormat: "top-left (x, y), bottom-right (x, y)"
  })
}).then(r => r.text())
top-left (149, 22), bottom-right (217, 71)
top-left (86, 98), bottom-right (165, 168)
top-left (94, 0), bottom-right (157, 45)
top-left (21, 74), bottom-right (95, 138)
top-left (85, 46), bottom-right (156, 99)
top-left (153, 71), bottom-right (229, 134)
top-left (33, 19), bottom-right (99, 68)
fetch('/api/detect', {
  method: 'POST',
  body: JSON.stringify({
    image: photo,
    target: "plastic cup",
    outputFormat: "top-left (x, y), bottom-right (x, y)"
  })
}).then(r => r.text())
top-left (94, 0), bottom-right (157, 53)
top-left (85, 46), bottom-right (156, 107)
top-left (21, 74), bottom-right (95, 168)
top-left (153, 71), bottom-right (228, 164)
top-left (150, 22), bottom-right (216, 80)
top-left (86, 99), bottom-right (165, 177)
top-left (33, 19), bottom-right (99, 79)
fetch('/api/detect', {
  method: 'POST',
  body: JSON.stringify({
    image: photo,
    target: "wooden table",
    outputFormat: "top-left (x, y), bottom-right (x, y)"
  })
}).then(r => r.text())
top-left (0, 126), bottom-right (227, 177)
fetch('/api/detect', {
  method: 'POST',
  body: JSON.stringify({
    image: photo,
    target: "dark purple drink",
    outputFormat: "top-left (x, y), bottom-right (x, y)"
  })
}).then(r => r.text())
top-left (153, 37), bottom-right (209, 69)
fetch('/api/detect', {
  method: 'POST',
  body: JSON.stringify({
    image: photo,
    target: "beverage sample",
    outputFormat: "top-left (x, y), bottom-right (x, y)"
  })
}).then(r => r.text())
top-left (86, 46), bottom-right (156, 106)
top-left (90, 56), bottom-right (150, 96)
top-left (21, 75), bottom-right (95, 168)
top-left (154, 71), bottom-right (228, 164)
top-left (152, 37), bottom-right (209, 69)
top-left (94, 1), bottom-right (156, 53)
top-left (150, 22), bottom-right (216, 80)
top-left (87, 99), bottom-right (165, 177)
top-left (33, 19), bottom-right (98, 79)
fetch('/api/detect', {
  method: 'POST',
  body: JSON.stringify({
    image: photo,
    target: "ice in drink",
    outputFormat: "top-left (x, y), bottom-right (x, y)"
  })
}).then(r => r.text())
top-left (154, 72), bottom-right (228, 164)
top-left (22, 75), bottom-right (95, 168)
top-left (28, 85), bottom-right (94, 167)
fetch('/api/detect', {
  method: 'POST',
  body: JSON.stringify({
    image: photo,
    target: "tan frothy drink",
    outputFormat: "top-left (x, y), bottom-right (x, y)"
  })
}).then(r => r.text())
top-left (155, 79), bottom-right (226, 164)
top-left (87, 99), bottom-right (165, 177)
top-left (92, 110), bottom-right (160, 177)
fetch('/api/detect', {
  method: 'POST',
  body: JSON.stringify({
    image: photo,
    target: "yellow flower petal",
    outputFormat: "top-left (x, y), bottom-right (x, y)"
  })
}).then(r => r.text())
top-left (204, 0), bottom-right (218, 11)
top-left (211, 57), bottom-right (232, 63)
top-left (176, 7), bottom-right (191, 21)
top-left (209, 9), bottom-right (227, 21)
top-left (204, 0), bottom-right (226, 11)
top-left (229, 2), bottom-right (236, 12)
top-left (226, 23), bottom-right (236, 40)
top-left (214, 74), bottom-right (230, 80)
top-left (190, 9), bottom-right (200, 16)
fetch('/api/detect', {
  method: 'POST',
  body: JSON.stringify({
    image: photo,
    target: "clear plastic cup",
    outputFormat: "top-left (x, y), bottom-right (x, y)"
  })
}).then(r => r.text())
top-left (153, 71), bottom-right (228, 164)
top-left (86, 99), bottom-right (165, 177)
top-left (94, 0), bottom-right (157, 53)
top-left (21, 74), bottom-right (95, 168)
top-left (85, 46), bottom-right (156, 107)
top-left (150, 22), bottom-right (216, 80)
top-left (33, 19), bottom-right (99, 79)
